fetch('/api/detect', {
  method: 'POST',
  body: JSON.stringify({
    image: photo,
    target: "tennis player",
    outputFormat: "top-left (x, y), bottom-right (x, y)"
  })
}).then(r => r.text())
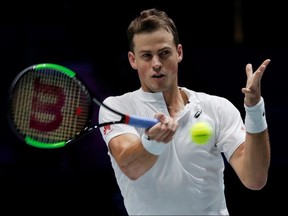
top-left (99, 8), bottom-right (271, 215)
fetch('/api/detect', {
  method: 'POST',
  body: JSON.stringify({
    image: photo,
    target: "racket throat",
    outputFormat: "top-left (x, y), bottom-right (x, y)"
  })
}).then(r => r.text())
top-left (124, 116), bottom-right (131, 124)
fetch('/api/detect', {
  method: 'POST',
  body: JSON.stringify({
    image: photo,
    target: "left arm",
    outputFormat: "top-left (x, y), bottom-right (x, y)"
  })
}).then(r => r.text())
top-left (230, 59), bottom-right (271, 190)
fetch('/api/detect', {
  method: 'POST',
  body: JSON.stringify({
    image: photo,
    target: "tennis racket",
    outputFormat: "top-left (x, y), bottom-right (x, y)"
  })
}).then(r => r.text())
top-left (8, 63), bottom-right (158, 149)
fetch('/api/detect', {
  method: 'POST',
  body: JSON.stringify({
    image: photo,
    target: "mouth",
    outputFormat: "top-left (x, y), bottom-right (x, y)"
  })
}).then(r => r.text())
top-left (152, 74), bottom-right (165, 79)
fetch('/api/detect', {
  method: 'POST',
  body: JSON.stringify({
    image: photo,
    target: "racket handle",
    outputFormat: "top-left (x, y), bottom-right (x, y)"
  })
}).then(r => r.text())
top-left (127, 115), bottom-right (159, 128)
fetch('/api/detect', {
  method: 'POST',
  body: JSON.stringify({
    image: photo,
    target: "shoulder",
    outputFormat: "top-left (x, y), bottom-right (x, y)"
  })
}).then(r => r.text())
top-left (103, 89), bottom-right (139, 102)
top-left (182, 87), bottom-right (238, 116)
top-left (198, 92), bottom-right (233, 108)
top-left (101, 89), bottom-right (141, 112)
top-left (182, 87), bottom-right (231, 106)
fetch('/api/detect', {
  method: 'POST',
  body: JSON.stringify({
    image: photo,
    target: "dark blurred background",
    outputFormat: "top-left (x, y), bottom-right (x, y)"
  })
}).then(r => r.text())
top-left (1, 0), bottom-right (287, 215)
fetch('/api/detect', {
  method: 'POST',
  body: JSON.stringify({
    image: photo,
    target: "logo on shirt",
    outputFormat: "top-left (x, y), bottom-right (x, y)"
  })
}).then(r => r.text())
top-left (103, 125), bottom-right (112, 135)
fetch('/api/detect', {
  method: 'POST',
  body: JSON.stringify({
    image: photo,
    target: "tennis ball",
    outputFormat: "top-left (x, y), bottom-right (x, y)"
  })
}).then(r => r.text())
top-left (190, 121), bottom-right (213, 145)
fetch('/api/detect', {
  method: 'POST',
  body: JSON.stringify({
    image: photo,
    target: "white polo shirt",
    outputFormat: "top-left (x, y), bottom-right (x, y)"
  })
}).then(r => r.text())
top-left (99, 87), bottom-right (245, 215)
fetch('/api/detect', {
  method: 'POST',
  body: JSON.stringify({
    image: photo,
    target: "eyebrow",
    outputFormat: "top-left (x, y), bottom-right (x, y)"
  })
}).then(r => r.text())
top-left (139, 46), bottom-right (171, 54)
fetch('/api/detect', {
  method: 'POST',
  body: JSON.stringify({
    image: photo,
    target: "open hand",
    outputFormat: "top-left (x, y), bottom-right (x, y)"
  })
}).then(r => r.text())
top-left (241, 59), bottom-right (271, 106)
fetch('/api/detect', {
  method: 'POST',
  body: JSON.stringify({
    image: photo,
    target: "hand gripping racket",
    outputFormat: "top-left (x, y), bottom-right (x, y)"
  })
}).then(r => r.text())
top-left (8, 63), bottom-right (158, 149)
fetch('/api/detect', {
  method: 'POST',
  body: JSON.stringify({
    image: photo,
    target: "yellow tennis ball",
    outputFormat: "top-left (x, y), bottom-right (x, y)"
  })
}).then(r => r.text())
top-left (190, 121), bottom-right (213, 145)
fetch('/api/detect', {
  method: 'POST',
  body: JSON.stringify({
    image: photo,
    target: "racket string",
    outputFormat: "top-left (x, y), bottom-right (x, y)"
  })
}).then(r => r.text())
top-left (11, 69), bottom-right (91, 144)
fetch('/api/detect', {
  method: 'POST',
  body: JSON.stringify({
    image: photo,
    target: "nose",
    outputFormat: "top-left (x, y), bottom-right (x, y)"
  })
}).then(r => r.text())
top-left (152, 56), bottom-right (162, 72)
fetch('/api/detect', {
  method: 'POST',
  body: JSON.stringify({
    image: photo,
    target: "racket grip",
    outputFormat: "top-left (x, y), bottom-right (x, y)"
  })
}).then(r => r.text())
top-left (127, 115), bottom-right (159, 128)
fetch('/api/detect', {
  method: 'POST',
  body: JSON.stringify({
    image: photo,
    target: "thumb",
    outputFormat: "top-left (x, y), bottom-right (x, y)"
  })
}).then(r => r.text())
top-left (154, 112), bottom-right (169, 124)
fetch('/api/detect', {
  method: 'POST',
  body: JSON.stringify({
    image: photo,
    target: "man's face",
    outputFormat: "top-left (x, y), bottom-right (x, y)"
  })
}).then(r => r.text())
top-left (128, 28), bottom-right (183, 93)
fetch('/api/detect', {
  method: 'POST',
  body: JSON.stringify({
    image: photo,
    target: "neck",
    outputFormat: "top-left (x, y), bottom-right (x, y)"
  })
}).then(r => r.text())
top-left (166, 88), bottom-right (189, 117)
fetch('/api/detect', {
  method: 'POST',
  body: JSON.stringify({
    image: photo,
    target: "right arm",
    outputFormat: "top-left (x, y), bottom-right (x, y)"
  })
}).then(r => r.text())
top-left (108, 133), bottom-right (158, 180)
top-left (108, 113), bottom-right (178, 180)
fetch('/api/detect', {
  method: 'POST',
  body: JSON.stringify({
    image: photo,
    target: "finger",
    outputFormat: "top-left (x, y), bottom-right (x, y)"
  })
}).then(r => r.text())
top-left (251, 59), bottom-right (271, 85)
top-left (261, 59), bottom-right (271, 68)
top-left (243, 63), bottom-right (253, 92)
top-left (155, 130), bottom-right (175, 143)
top-left (254, 59), bottom-right (271, 78)
top-left (145, 115), bottom-right (172, 139)
top-left (152, 118), bottom-right (178, 142)
top-left (241, 59), bottom-right (270, 106)
top-left (245, 63), bottom-right (253, 78)
top-left (154, 112), bottom-right (169, 124)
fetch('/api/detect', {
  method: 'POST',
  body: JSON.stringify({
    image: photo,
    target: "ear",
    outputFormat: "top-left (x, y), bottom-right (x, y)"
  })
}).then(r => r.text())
top-left (128, 51), bottom-right (137, 69)
top-left (177, 44), bottom-right (183, 62)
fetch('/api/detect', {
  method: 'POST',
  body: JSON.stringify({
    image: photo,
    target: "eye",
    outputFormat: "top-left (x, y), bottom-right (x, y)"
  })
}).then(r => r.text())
top-left (159, 50), bottom-right (170, 58)
top-left (141, 53), bottom-right (152, 59)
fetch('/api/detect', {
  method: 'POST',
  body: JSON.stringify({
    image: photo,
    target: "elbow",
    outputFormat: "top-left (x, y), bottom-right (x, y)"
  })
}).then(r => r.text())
top-left (125, 172), bottom-right (141, 181)
top-left (120, 165), bottom-right (142, 181)
top-left (246, 182), bottom-right (267, 191)
top-left (243, 176), bottom-right (268, 190)
top-left (127, 176), bottom-right (140, 181)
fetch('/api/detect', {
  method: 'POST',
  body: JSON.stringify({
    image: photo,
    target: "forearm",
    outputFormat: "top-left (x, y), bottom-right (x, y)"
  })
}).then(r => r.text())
top-left (118, 140), bottom-right (159, 180)
top-left (233, 96), bottom-right (271, 189)
top-left (110, 113), bottom-right (175, 180)
top-left (109, 134), bottom-right (159, 180)
top-left (242, 129), bottom-right (271, 189)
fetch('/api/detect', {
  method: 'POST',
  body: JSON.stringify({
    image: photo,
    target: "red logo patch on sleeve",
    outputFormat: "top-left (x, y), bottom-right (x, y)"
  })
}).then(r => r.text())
top-left (103, 125), bottom-right (112, 135)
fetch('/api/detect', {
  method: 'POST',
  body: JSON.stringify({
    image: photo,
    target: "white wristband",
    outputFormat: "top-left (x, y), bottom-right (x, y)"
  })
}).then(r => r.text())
top-left (141, 134), bottom-right (167, 155)
top-left (244, 97), bottom-right (267, 133)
